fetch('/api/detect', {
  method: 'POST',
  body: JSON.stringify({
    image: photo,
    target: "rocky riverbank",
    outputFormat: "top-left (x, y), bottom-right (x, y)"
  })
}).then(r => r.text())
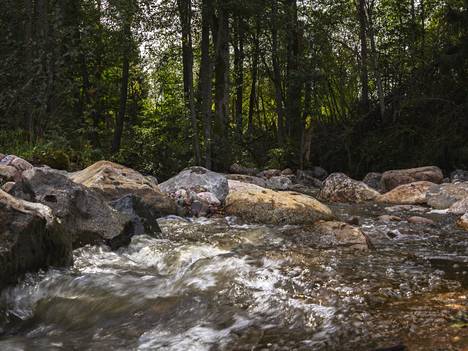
top-left (1, 155), bottom-right (467, 292)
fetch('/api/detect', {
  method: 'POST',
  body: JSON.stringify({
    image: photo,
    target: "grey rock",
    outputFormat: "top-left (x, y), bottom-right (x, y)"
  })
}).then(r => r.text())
top-left (451, 169), bottom-right (468, 183)
top-left (320, 173), bottom-right (380, 203)
top-left (363, 172), bottom-right (383, 191)
top-left (10, 167), bottom-right (135, 249)
top-left (229, 163), bottom-right (259, 176)
top-left (266, 175), bottom-right (293, 190)
top-left (296, 170), bottom-right (323, 188)
top-left (110, 195), bottom-right (162, 236)
top-left (160, 167), bottom-right (229, 203)
top-left (0, 190), bottom-right (72, 291)
top-left (426, 182), bottom-right (468, 209)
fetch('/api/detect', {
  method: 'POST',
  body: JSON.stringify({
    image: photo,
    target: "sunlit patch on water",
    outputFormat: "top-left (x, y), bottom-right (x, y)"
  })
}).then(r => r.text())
top-left (0, 206), bottom-right (467, 350)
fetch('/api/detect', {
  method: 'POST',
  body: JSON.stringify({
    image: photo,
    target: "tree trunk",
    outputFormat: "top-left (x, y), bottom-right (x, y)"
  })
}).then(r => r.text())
top-left (367, 3), bottom-right (385, 118)
top-left (234, 15), bottom-right (245, 142)
top-left (247, 18), bottom-right (259, 140)
top-left (356, 0), bottom-right (369, 110)
top-left (112, 20), bottom-right (131, 153)
top-left (177, 0), bottom-right (201, 165)
top-left (199, 0), bottom-right (213, 169)
top-left (271, 0), bottom-right (285, 144)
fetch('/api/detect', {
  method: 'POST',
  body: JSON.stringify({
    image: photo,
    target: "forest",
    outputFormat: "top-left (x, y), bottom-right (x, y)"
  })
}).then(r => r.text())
top-left (0, 0), bottom-right (466, 180)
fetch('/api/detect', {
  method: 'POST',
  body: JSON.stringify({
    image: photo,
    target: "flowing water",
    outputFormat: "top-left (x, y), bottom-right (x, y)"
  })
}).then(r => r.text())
top-left (0, 203), bottom-right (467, 350)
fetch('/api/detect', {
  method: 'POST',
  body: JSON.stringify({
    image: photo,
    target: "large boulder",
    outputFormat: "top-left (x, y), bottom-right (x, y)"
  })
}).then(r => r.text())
top-left (320, 173), bottom-right (380, 203)
top-left (160, 166), bottom-right (229, 203)
top-left (225, 180), bottom-right (334, 225)
top-left (448, 197), bottom-right (468, 215)
top-left (380, 166), bottom-right (443, 192)
top-left (71, 160), bottom-right (176, 217)
top-left (0, 190), bottom-right (72, 291)
top-left (10, 167), bottom-right (135, 249)
top-left (426, 182), bottom-right (468, 209)
top-left (376, 181), bottom-right (434, 205)
top-left (362, 172), bottom-right (383, 192)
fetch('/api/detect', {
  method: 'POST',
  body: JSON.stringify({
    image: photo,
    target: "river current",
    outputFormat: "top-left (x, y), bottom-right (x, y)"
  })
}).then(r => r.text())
top-left (0, 203), bottom-right (467, 350)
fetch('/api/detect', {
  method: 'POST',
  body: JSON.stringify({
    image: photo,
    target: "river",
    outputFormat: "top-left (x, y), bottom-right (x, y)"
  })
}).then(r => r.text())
top-left (0, 203), bottom-right (467, 350)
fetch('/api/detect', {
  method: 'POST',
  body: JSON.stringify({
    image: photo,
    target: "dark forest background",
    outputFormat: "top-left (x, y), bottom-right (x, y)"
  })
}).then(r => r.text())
top-left (0, 0), bottom-right (466, 180)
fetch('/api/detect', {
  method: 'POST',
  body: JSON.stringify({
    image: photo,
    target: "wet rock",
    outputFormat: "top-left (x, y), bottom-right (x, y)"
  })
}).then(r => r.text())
top-left (225, 180), bottom-right (334, 225)
top-left (456, 213), bottom-right (468, 231)
top-left (257, 169), bottom-right (282, 179)
top-left (385, 205), bottom-right (428, 213)
top-left (407, 216), bottom-right (436, 226)
top-left (225, 174), bottom-right (267, 188)
top-left (378, 215), bottom-right (402, 222)
top-left (229, 163), bottom-right (259, 176)
top-left (0, 189), bottom-right (72, 291)
top-left (451, 169), bottom-right (468, 183)
top-left (266, 175), bottom-right (293, 190)
top-left (160, 166), bottom-right (229, 203)
top-left (10, 167), bottom-right (135, 249)
top-left (363, 172), bottom-right (383, 192)
top-left (380, 166), bottom-right (443, 192)
top-left (296, 170), bottom-right (323, 188)
top-left (376, 181), bottom-right (435, 205)
top-left (311, 221), bottom-right (369, 250)
top-left (320, 173), bottom-right (380, 203)
top-left (110, 195), bottom-right (162, 236)
top-left (448, 197), bottom-right (468, 215)
top-left (426, 182), bottom-right (468, 209)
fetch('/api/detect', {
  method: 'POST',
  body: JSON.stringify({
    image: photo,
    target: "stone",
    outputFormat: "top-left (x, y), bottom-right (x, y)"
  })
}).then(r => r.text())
top-left (1, 181), bottom-right (15, 193)
top-left (160, 166), bottom-right (229, 203)
top-left (225, 174), bottom-right (267, 188)
top-left (363, 172), bottom-right (383, 192)
top-left (378, 215), bottom-right (402, 222)
top-left (407, 216), bottom-right (436, 225)
top-left (451, 169), bottom-right (468, 183)
top-left (281, 168), bottom-right (294, 176)
top-left (448, 197), bottom-right (468, 215)
top-left (0, 155), bottom-right (33, 183)
top-left (311, 221), bottom-right (369, 250)
top-left (296, 170), bottom-right (324, 188)
top-left (257, 169), bottom-right (282, 179)
top-left (426, 182), bottom-right (468, 209)
top-left (456, 213), bottom-right (468, 231)
top-left (0, 190), bottom-right (72, 291)
top-left (376, 181), bottom-right (435, 205)
top-left (229, 163), bottom-right (259, 176)
top-left (10, 167), bottom-right (135, 249)
top-left (0, 155), bottom-right (33, 173)
top-left (320, 173), bottom-right (380, 203)
top-left (0, 165), bottom-right (17, 184)
top-left (225, 180), bottom-right (334, 225)
top-left (266, 175), bottom-right (293, 191)
top-left (71, 160), bottom-right (176, 216)
top-left (110, 195), bottom-right (162, 236)
top-left (380, 166), bottom-right (443, 192)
